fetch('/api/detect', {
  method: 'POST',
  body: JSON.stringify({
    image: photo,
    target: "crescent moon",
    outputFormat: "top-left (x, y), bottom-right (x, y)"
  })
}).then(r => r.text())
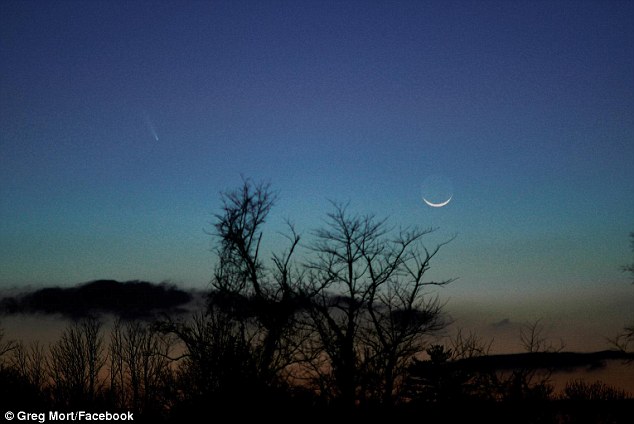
top-left (423, 195), bottom-right (452, 208)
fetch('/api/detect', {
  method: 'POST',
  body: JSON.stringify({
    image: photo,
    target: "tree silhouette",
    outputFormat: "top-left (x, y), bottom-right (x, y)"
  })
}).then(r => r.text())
top-left (519, 319), bottom-right (564, 354)
top-left (108, 319), bottom-right (174, 417)
top-left (48, 317), bottom-right (105, 407)
top-left (157, 309), bottom-right (266, 419)
top-left (11, 341), bottom-right (47, 394)
top-left (209, 178), bottom-right (307, 384)
top-left (306, 203), bottom-right (453, 408)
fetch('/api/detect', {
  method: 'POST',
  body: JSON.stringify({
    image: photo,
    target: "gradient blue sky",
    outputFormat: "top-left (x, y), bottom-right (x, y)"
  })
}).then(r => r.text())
top-left (1, 1), bottom-right (633, 349)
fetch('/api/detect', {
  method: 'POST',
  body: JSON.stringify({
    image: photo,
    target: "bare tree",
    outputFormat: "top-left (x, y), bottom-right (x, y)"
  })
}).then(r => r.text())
top-left (157, 309), bottom-right (258, 408)
top-left (1, 330), bottom-right (47, 409)
top-left (109, 319), bottom-right (174, 415)
top-left (306, 203), bottom-right (453, 408)
top-left (209, 178), bottom-right (306, 383)
top-left (363, 238), bottom-right (454, 405)
top-left (519, 319), bottom-right (564, 354)
top-left (48, 317), bottom-right (105, 407)
top-left (11, 341), bottom-right (47, 392)
top-left (449, 328), bottom-right (493, 360)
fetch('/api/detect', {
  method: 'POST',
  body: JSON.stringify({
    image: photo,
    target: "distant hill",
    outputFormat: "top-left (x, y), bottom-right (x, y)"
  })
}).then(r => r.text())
top-left (0, 279), bottom-right (193, 319)
top-left (412, 350), bottom-right (634, 373)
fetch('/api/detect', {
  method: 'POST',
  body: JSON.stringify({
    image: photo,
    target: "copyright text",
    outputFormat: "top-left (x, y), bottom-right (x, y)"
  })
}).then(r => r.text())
top-left (4, 411), bottom-right (134, 422)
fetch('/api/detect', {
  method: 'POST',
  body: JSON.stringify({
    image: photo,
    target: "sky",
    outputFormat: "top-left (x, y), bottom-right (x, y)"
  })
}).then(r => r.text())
top-left (1, 1), bottom-right (633, 351)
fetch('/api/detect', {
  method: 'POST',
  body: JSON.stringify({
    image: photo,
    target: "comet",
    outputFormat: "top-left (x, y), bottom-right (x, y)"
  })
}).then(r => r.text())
top-left (143, 111), bottom-right (159, 141)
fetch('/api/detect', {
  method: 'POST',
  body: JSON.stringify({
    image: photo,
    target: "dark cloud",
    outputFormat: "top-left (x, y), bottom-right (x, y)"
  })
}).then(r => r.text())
top-left (0, 280), bottom-right (193, 319)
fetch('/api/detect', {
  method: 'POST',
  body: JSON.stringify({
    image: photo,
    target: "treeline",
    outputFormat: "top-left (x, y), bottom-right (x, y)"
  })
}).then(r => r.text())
top-left (1, 317), bottom-right (631, 422)
top-left (1, 180), bottom-right (631, 422)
